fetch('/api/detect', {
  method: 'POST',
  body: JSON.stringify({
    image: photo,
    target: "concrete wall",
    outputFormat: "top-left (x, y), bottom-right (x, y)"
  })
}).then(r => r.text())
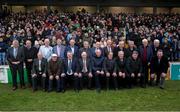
top-left (9, 6), bottom-right (180, 14)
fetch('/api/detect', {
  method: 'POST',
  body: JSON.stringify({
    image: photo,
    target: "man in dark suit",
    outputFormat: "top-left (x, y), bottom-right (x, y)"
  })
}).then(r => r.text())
top-left (52, 38), bottom-right (66, 59)
top-left (139, 39), bottom-right (153, 85)
top-left (115, 51), bottom-right (127, 88)
top-left (150, 49), bottom-right (169, 89)
top-left (78, 51), bottom-right (93, 90)
top-left (24, 40), bottom-right (38, 87)
top-left (31, 52), bottom-right (47, 92)
top-left (151, 39), bottom-right (162, 57)
top-left (103, 39), bottom-right (114, 57)
top-left (62, 51), bottom-right (79, 92)
top-left (48, 54), bottom-right (64, 92)
top-left (64, 39), bottom-right (79, 58)
top-left (7, 40), bottom-right (25, 90)
top-left (125, 50), bottom-right (145, 88)
top-left (91, 41), bottom-right (104, 57)
top-left (114, 40), bottom-right (128, 58)
top-left (126, 40), bottom-right (136, 58)
top-left (78, 41), bottom-right (92, 59)
top-left (103, 52), bottom-right (117, 90)
top-left (92, 49), bottom-right (105, 93)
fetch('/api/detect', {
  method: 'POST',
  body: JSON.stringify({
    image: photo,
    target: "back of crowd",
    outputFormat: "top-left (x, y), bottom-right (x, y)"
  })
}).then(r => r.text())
top-left (7, 38), bottom-right (169, 93)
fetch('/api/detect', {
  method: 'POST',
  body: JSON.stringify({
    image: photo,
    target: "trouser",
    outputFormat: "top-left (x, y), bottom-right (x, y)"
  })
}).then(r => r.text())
top-left (129, 73), bottom-right (145, 87)
top-left (142, 62), bottom-right (149, 85)
top-left (94, 72), bottom-right (106, 90)
top-left (150, 72), bottom-right (165, 87)
top-left (32, 75), bottom-right (46, 91)
top-left (48, 77), bottom-right (61, 92)
top-left (118, 75), bottom-right (127, 88)
top-left (79, 73), bottom-right (92, 89)
top-left (0, 52), bottom-right (6, 65)
top-left (10, 64), bottom-right (25, 88)
top-left (61, 75), bottom-right (79, 91)
top-left (26, 63), bottom-right (33, 86)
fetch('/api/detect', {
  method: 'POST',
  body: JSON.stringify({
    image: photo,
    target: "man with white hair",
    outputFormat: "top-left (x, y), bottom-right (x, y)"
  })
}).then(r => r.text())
top-left (39, 39), bottom-right (53, 61)
top-left (139, 38), bottom-right (153, 86)
top-left (151, 39), bottom-right (162, 57)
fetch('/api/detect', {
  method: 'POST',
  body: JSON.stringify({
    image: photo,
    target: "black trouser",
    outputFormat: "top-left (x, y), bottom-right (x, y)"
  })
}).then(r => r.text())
top-left (129, 73), bottom-right (145, 87)
top-left (79, 73), bottom-right (92, 89)
top-left (9, 63), bottom-right (25, 88)
top-left (150, 72), bottom-right (165, 87)
top-left (32, 74), bottom-right (46, 91)
top-left (48, 76), bottom-right (61, 92)
top-left (61, 75), bottom-right (79, 91)
top-left (118, 75), bottom-right (127, 88)
top-left (107, 72), bottom-right (118, 90)
top-left (142, 62), bottom-right (149, 85)
top-left (94, 72), bottom-right (106, 90)
top-left (25, 62), bottom-right (33, 86)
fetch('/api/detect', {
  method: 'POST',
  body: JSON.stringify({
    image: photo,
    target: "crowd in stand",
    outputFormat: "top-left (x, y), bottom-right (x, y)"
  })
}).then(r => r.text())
top-left (0, 9), bottom-right (179, 92)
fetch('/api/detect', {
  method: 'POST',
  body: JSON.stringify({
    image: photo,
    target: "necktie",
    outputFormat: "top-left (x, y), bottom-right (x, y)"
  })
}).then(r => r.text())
top-left (82, 59), bottom-right (88, 73)
top-left (57, 46), bottom-right (61, 57)
top-left (68, 60), bottom-right (72, 74)
top-left (39, 60), bottom-right (42, 71)
top-left (143, 47), bottom-right (147, 62)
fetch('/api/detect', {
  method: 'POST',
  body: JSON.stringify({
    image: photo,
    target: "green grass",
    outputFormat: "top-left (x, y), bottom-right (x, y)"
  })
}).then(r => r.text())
top-left (0, 81), bottom-right (180, 111)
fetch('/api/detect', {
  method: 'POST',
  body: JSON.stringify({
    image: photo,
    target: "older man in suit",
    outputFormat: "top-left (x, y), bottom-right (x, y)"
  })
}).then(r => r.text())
top-left (139, 39), bottom-right (153, 85)
top-left (103, 39), bottom-right (114, 57)
top-left (48, 54), bottom-right (64, 92)
top-left (64, 39), bottom-right (79, 58)
top-left (31, 52), bottom-right (47, 92)
top-left (62, 51), bottom-right (79, 92)
top-left (92, 49), bottom-right (105, 93)
top-left (7, 40), bottom-right (25, 90)
top-left (126, 50), bottom-right (145, 88)
top-left (150, 49), bottom-right (169, 89)
top-left (78, 51), bottom-right (93, 90)
top-left (53, 38), bottom-right (65, 59)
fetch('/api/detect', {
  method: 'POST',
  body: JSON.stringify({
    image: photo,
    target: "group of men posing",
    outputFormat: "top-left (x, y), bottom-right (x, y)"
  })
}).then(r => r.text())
top-left (7, 38), bottom-right (169, 93)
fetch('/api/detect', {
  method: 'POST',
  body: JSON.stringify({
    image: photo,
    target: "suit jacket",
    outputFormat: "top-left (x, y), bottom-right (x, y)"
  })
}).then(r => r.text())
top-left (63, 58), bottom-right (78, 74)
top-left (7, 46), bottom-right (25, 66)
top-left (53, 45), bottom-right (65, 59)
top-left (115, 58), bottom-right (126, 73)
top-left (64, 45), bottom-right (79, 58)
top-left (78, 58), bottom-right (92, 73)
top-left (125, 57), bottom-right (143, 74)
top-left (48, 58), bottom-right (64, 76)
top-left (139, 45), bottom-right (153, 63)
top-left (150, 56), bottom-right (169, 74)
top-left (92, 56), bottom-right (104, 72)
top-left (103, 46), bottom-right (114, 57)
top-left (79, 48), bottom-right (92, 59)
top-left (31, 58), bottom-right (47, 75)
top-left (114, 47), bottom-right (128, 58)
top-left (24, 46), bottom-right (38, 67)
top-left (103, 58), bottom-right (116, 73)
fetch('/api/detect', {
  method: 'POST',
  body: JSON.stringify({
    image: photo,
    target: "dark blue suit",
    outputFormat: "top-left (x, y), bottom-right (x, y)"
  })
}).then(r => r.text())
top-left (64, 45), bottom-right (79, 58)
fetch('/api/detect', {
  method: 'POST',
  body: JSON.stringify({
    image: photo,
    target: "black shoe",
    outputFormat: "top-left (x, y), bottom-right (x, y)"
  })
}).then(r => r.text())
top-left (160, 86), bottom-right (164, 89)
top-left (96, 88), bottom-right (101, 93)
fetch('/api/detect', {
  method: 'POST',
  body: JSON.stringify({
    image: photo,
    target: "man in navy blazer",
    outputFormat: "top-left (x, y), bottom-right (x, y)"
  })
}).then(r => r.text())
top-left (64, 39), bottom-right (79, 58)
top-left (91, 41), bottom-right (104, 57)
top-left (62, 51), bottom-right (79, 92)
top-left (139, 39), bottom-right (153, 85)
top-left (53, 39), bottom-right (65, 59)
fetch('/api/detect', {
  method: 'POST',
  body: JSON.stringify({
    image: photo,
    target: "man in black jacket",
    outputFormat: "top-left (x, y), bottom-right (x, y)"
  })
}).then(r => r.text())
top-left (24, 40), bottom-right (38, 87)
top-left (103, 52), bottom-right (117, 90)
top-left (31, 52), bottom-right (47, 92)
top-left (150, 49), bottom-right (169, 89)
top-left (126, 50), bottom-right (145, 88)
top-left (92, 49), bottom-right (105, 93)
top-left (7, 40), bottom-right (25, 90)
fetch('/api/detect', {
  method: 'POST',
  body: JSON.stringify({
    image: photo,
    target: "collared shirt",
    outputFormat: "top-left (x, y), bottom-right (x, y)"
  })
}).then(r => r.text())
top-left (39, 45), bottom-right (52, 61)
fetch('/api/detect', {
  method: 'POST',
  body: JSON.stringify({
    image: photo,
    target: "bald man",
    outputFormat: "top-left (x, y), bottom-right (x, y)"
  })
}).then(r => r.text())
top-left (7, 40), bottom-right (25, 90)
